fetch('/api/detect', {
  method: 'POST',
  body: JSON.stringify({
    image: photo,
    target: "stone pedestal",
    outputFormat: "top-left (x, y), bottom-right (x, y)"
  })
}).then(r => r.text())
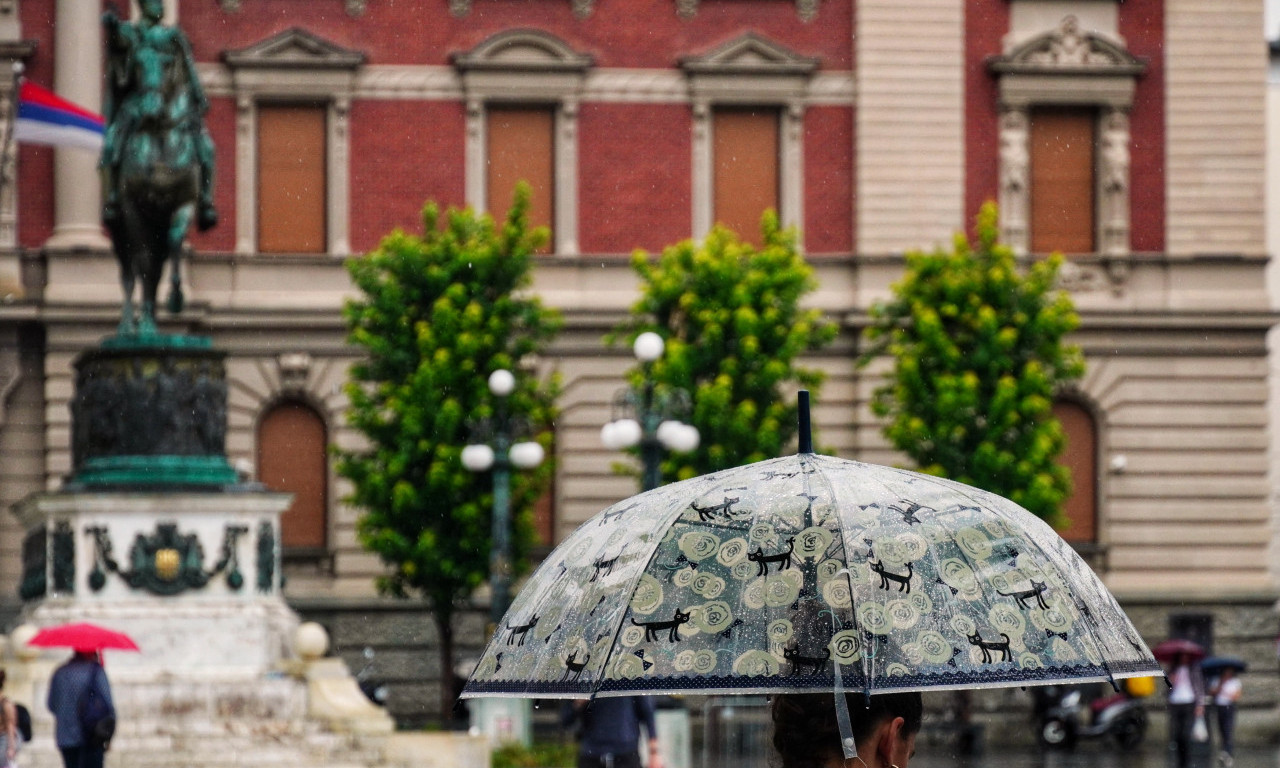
top-left (13, 489), bottom-right (293, 677)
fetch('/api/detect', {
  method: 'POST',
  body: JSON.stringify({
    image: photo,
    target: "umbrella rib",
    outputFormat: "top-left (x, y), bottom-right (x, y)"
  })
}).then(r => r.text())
top-left (586, 472), bottom-right (728, 700)
top-left (902, 470), bottom-right (1127, 690)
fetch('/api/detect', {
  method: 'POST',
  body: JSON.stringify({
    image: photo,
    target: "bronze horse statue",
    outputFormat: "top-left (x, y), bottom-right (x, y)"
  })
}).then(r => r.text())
top-left (101, 1), bottom-right (217, 336)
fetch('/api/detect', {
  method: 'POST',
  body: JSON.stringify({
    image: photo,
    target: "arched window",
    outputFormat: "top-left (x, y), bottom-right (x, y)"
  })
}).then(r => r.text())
top-left (257, 401), bottom-right (329, 551)
top-left (1053, 400), bottom-right (1097, 544)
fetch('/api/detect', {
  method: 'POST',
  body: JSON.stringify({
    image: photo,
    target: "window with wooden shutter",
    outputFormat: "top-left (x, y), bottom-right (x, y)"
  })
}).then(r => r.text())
top-left (487, 106), bottom-right (554, 249)
top-left (257, 105), bottom-right (327, 254)
top-left (713, 107), bottom-right (779, 245)
top-left (257, 401), bottom-right (328, 551)
top-left (1030, 108), bottom-right (1095, 255)
top-left (1053, 400), bottom-right (1097, 544)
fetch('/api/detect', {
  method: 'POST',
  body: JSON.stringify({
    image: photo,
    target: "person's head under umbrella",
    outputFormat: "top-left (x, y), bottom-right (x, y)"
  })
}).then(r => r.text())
top-left (772, 691), bottom-right (922, 768)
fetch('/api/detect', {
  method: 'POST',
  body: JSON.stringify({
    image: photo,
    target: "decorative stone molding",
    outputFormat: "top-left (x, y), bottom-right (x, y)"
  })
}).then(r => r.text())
top-left (681, 34), bottom-right (817, 241)
top-left (223, 29), bottom-right (365, 257)
top-left (278, 352), bottom-right (313, 394)
top-left (450, 0), bottom-right (593, 17)
top-left (219, 0), bottom-right (367, 17)
top-left (988, 16), bottom-right (1144, 257)
top-left (453, 30), bottom-right (592, 256)
top-left (676, 0), bottom-right (818, 22)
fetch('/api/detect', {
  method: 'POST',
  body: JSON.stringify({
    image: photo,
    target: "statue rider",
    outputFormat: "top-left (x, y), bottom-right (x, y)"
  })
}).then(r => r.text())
top-left (101, 0), bottom-right (217, 232)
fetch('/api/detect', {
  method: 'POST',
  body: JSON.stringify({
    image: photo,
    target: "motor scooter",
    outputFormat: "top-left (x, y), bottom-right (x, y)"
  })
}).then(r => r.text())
top-left (1037, 686), bottom-right (1147, 751)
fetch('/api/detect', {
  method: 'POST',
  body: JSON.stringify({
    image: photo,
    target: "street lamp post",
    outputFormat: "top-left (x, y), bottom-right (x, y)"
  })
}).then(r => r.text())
top-left (461, 369), bottom-right (545, 629)
top-left (600, 332), bottom-right (699, 492)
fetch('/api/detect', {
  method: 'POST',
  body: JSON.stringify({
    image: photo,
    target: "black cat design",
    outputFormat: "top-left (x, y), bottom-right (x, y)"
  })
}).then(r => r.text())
top-left (870, 559), bottom-right (913, 593)
top-left (748, 537), bottom-right (795, 576)
top-left (967, 631), bottom-right (1012, 663)
top-left (561, 651), bottom-right (590, 682)
top-left (598, 502), bottom-right (638, 526)
top-left (783, 646), bottom-right (831, 676)
top-left (505, 614), bottom-right (539, 646)
top-left (997, 580), bottom-right (1049, 610)
top-left (631, 608), bottom-right (691, 642)
top-left (887, 502), bottom-right (927, 526)
top-left (591, 551), bottom-right (622, 582)
top-left (690, 496), bottom-right (740, 522)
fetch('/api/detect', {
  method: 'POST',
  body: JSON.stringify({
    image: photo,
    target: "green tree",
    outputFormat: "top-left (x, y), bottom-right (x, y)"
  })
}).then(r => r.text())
top-left (617, 212), bottom-right (838, 482)
top-left (337, 185), bottom-right (560, 720)
top-left (860, 202), bottom-right (1084, 527)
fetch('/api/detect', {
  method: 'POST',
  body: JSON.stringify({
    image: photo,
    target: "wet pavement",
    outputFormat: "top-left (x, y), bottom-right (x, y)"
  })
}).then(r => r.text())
top-left (912, 744), bottom-right (1280, 768)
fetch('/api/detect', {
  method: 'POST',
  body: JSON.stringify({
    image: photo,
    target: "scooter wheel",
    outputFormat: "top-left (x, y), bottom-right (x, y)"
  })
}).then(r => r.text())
top-left (1112, 712), bottom-right (1147, 751)
top-left (1039, 718), bottom-right (1076, 749)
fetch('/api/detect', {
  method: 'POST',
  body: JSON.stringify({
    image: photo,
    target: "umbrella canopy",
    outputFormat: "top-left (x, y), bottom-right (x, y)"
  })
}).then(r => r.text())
top-left (1152, 638), bottom-right (1204, 664)
top-left (28, 622), bottom-right (140, 652)
top-left (464, 452), bottom-right (1161, 700)
top-left (1200, 656), bottom-right (1246, 675)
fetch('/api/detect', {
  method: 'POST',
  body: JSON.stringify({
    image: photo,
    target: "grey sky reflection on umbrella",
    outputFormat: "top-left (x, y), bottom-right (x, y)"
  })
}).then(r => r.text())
top-left (463, 448), bottom-right (1161, 702)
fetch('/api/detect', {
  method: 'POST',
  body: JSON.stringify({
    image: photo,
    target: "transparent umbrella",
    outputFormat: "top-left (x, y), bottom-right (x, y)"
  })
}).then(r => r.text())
top-left (463, 394), bottom-right (1161, 754)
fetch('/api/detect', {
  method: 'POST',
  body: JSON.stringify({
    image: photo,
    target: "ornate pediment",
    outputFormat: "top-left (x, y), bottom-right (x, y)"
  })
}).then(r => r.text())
top-left (991, 16), bottom-right (1144, 75)
top-left (452, 29), bottom-right (593, 73)
top-left (679, 33), bottom-right (819, 76)
top-left (223, 28), bottom-right (366, 71)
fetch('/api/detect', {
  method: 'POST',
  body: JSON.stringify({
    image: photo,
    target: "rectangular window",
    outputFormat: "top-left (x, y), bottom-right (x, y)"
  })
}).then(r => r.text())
top-left (1030, 108), bottom-right (1095, 254)
top-left (257, 104), bottom-right (327, 254)
top-left (487, 106), bottom-right (554, 249)
top-left (1053, 401), bottom-right (1096, 544)
top-left (713, 108), bottom-right (779, 245)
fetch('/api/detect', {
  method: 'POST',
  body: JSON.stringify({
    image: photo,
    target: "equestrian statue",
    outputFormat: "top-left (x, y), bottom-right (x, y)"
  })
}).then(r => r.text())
top-left (100, 0), bottom-right (217, 336)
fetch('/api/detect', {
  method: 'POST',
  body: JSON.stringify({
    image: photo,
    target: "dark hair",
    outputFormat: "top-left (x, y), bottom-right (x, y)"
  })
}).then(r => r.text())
top-left (771, 691), bottom-right (923, 768)
top-left (0, 669), bottom-right (5, 689)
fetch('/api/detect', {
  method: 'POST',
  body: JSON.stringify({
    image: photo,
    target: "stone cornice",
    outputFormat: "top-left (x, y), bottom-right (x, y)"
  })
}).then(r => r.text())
top-left (198, 63), bottom-right (855, 105)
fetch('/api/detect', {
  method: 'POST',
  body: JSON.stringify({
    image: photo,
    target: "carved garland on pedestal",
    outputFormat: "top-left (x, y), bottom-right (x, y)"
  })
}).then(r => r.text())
top-left (257, 521), bottom-right (276, 593)
top-left (86, 522), bottom-right (249, 595)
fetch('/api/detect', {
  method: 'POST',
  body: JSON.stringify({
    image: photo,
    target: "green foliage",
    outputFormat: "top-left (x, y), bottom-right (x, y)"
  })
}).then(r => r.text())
top-left (618, 211), bottom-right (838, 482)
top-left (337, 182), bottom-right (561, 620)
top-left (861, 202), bottom-right (1084, 527)
top-left (491, 741), bottom-right (576, 768)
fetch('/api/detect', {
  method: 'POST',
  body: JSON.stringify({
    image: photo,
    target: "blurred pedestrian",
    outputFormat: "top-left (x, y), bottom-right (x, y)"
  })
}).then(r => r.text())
top-left (0, 669), bottom-right (17, 768)
top-left (562, 696), bottom-right (662, 768)
top-left (1164, 651), bottom-right (1205, 768)
top-left (47, 650), bottom-right (114, 768)
top-left (1210, 666), bottom-right (1242, 767)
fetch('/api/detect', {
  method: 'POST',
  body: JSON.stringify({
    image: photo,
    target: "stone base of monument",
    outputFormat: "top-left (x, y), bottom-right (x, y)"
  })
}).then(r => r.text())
top-left (4, 489), bottom-right (485, 767)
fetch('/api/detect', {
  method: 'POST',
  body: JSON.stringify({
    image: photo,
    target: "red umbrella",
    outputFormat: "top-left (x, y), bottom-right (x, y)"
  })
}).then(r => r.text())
top-left (28, 622), bottom-right (139, 652)
top-left (1152, 638), bottom-right (1204, 663)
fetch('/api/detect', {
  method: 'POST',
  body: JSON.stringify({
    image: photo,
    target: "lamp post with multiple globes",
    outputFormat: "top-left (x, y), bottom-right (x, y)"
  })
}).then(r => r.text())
top-left (600, 332), bottom-right (700, 492)
top-left (461, 369), bottom-right (545, 627)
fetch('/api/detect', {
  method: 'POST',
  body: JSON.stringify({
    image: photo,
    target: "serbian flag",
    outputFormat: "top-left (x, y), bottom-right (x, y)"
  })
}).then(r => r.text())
top-left (15, 81), bottom-right (104, 151)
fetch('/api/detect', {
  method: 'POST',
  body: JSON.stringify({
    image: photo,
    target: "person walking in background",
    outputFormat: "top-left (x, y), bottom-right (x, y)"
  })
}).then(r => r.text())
top-left (562, 696), bottom-right (662, 768)
top-left (46, 650), bottom-right (114, 768)
top-left (1165, 651), bottom-right (1206, 768)
top-left (0, 669), bottom-right (18, 768)
top-left (1210, 666), bottom-right (1242, 767)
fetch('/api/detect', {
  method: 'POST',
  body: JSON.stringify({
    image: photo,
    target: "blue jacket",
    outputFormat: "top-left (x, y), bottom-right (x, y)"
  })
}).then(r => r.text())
top-left (562, 697), bottom-right (656, 758)
top-left (47, 658), bottom-right (114, 748)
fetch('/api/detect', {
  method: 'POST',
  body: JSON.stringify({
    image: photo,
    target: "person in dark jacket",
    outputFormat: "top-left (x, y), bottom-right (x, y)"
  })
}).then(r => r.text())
top-left (562, 697), bottom-right (661, 768)
top-left (46, 650), bottom-right (114, 768)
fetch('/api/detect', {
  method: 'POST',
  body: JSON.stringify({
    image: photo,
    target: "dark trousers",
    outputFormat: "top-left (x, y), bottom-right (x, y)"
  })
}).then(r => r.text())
top-left (1216, 704), bottom-right (1237, 756)
top-left (577, 751), bottom-right (641, 768)
top-left (1168, 703), bottom-right (1196, 768)
top-left (59, 745), bottom-right (106, 768)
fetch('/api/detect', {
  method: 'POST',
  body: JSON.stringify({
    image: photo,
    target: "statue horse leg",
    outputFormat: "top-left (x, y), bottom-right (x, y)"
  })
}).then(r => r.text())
top-left (166, 202), bottom-right (193, 314)
top-left (107, 213), bottom-right (139, 336)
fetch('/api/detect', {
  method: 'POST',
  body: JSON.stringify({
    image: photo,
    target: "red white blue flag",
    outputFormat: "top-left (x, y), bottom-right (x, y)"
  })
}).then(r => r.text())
top-left (15, 81), bottom-right (104, 151)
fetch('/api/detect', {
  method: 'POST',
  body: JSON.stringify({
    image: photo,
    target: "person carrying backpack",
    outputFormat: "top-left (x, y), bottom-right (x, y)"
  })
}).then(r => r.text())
top-left (46, 651), bottom-right (114, 768)
top-left (0, 668), bottom-right (18, 768)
